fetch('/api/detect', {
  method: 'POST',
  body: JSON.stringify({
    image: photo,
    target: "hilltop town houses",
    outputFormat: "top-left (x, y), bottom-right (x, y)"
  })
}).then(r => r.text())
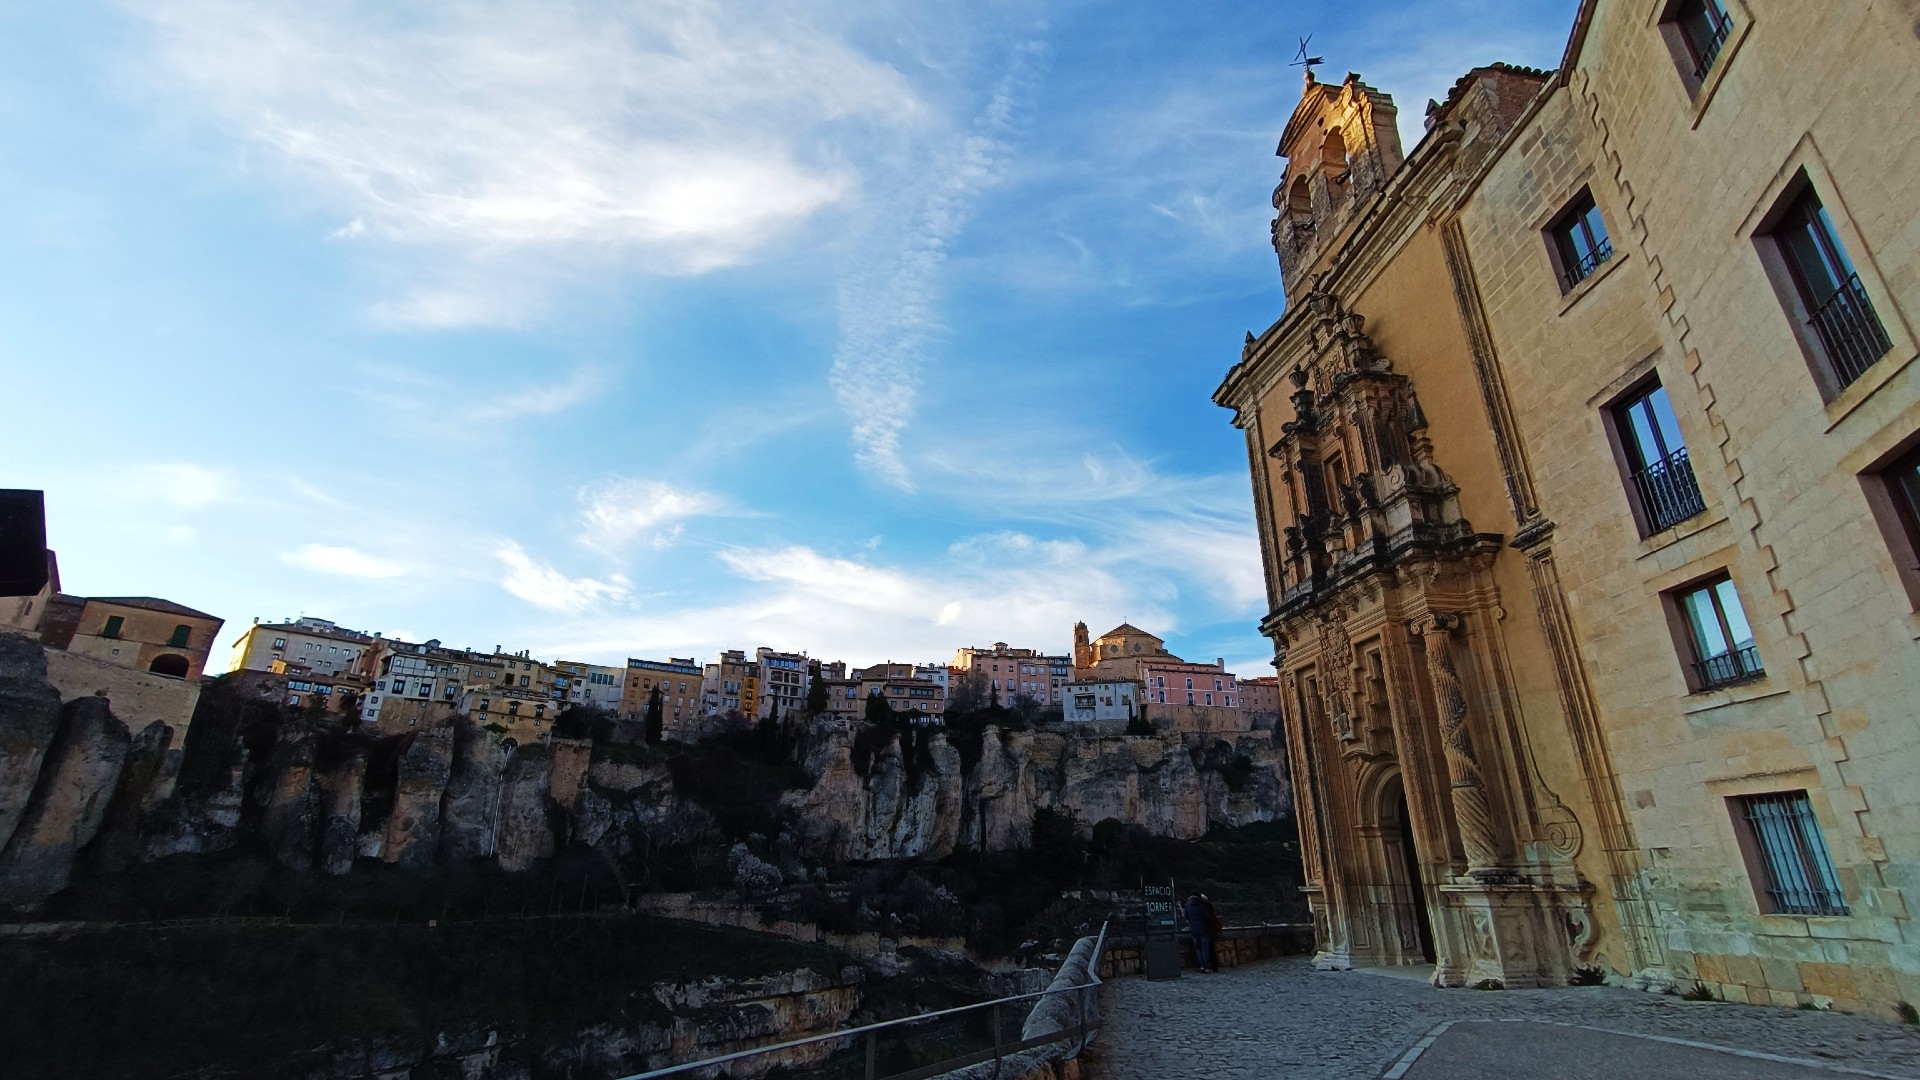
top-left (1215, 0), bottom-right (1920, 1013)
top-left (4, 545), bottom-right (1272, 750)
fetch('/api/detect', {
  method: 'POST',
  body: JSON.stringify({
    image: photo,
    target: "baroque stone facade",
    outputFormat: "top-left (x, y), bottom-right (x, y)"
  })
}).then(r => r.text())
top-left (1216, 2), bottom-right (1920, 1013)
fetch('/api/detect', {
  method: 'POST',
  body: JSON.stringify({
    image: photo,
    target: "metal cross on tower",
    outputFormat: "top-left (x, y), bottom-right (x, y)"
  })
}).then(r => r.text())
top-left (1292, 35), bottom-right (1325, 82)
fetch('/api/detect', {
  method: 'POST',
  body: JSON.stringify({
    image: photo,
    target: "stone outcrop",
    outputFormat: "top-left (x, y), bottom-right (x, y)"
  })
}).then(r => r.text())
top-left (0, 635), bottom-right (64, 854)
top-left (497, 746), bottom-right (556, 872)
top-left (791, 725), bottom-right (1289, 863)
top-left (383, 729), bottom-right (454, 869)
top-left (440, 723), bottom-right (510, 861)
top-left (0, 696), bottom-right (133, 906)
top-left (0, 640), bottom-right (1291, 911)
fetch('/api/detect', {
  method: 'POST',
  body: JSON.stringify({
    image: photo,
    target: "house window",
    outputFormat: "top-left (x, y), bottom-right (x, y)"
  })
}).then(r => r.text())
top-left (1676, 575), bottom-right (1763, 690)
top-left (1733, 792), bottom-right (1847, 916)
top-left (391, 680), bottom-right (406, 695)
top-left (1204, 693), bottom-right (1214, 706)
top-left (271, 637), bottom-right (287, 649)
top-left (1612, 381), bottom-right (1706, 534)
top-left (1550, 190), bottom-right (1613, 289)
top-left (1667, 0), bottom-right (1733, 79)
top-left (168, 624), bottom-right (192, 647)
top-left (102, 615), bottom-right (124, 639)
top-left (508, 702), bottom-right (520, 715)
top-left (1866, 443), bottom-right (1920, 607)
top-left (1765, 184), bottom-right (1892, 392)
top-left (1186, 692), bottom-right (1195, 705)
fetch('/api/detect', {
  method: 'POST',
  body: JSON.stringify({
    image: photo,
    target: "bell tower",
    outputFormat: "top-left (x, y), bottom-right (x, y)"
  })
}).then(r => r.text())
top-left (1271, 72), bottom-right (1403, 300)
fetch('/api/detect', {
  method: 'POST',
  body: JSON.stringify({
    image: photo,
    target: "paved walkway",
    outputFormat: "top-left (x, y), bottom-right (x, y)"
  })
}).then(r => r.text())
top-left (1086, 958), bottom-right (1920, 1079)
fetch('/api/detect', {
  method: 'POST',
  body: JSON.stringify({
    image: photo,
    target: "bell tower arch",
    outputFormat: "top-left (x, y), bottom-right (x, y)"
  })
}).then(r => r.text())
top-left (1270, 72), bottom-right (1403, 299)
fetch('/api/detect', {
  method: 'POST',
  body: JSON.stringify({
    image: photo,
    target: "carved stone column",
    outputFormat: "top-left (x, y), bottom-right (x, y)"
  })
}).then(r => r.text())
top-left (1414, 613), bottom-right (1503, 879)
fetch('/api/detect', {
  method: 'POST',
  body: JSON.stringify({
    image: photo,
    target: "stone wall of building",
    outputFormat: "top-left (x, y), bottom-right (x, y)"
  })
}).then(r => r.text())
top-left (41, 647), bottom-right (200, 736)
top-left (1454, 0), bottom-right (1920, 1016)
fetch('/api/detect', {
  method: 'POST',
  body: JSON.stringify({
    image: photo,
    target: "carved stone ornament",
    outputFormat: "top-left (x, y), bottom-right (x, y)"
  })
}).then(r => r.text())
top-left (1317, 611), bottom-right (1355, 694)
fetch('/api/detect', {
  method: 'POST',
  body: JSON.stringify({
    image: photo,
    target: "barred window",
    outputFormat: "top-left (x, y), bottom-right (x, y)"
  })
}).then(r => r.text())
top-left (1733, 792), bottom-right (1848, 916)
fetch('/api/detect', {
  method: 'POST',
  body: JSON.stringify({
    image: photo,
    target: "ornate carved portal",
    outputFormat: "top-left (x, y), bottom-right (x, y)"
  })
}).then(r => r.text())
top-left (1259, 292), bottom-right (1590, 988)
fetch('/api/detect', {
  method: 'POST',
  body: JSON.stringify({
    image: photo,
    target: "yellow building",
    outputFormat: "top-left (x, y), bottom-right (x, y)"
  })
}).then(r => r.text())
top-left (1217, 1), bottom-right (1920, 1014)
top-left (623, 656), bottom-right (703, 733)
top-left (41, 594), bottom-right (224, 682)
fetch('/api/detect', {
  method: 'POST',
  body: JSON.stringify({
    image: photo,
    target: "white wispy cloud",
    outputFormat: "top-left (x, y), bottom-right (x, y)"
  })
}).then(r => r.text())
top-left (116, 463), bottom-right (234, 507)
top-left (354, 363), bottom-right (606, 435)
top-left (130, 0), bottom-right (927, 325)
top-left (828, 36), bottom-right (1050, 489)
top-left (578, 477), bottom-right (731, 551)
top-left (494, 541), bottom-right (630, 612)
top-left (282, 543), bottom-right (408, 579)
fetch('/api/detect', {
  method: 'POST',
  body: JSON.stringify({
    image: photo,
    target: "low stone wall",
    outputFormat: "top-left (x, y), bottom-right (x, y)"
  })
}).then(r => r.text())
top-left (1099, 923), bottom-right (1312, 979)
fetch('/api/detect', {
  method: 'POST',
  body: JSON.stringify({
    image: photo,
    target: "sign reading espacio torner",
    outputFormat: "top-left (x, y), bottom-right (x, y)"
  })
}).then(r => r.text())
top-left (1143, 880), bottom-right (1180, 980)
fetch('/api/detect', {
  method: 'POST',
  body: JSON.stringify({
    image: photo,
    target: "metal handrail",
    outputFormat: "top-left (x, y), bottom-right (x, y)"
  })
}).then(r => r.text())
top-left (1807, 272), bottom-right (1893, 389)
top-left (618, 920), bottom-right (1110, 1080)
top-left (1561, 236), bottom-right (1614, 289)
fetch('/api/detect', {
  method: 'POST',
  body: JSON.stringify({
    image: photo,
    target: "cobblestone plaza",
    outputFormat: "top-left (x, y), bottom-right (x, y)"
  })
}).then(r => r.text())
top-left (1090, 959), bottom-right (1920, 1079)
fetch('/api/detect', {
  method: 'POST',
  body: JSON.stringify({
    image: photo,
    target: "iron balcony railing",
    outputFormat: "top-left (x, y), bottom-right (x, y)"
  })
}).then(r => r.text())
top-left (1808, 272), bottom-right (1894, 389)
top-left (1562, 236), bottom-right (1614, 289)
top-left (1630, 445), bottom-right (1706, 534)
top-left (1690, 15), bottom-right (1732, 79)
top-left (1694, 643), bottom-right (1763, 690)
top-left (620, 921), bottom-right (1109, 1080)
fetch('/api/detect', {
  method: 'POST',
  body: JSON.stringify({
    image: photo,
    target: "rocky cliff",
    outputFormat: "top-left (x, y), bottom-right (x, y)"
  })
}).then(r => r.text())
top-left (0, 635), bottom-right (1289, 911)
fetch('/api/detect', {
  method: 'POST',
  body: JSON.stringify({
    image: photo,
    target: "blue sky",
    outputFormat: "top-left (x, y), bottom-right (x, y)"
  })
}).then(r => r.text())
top-left (1, 1), bottom-right (1574, 673)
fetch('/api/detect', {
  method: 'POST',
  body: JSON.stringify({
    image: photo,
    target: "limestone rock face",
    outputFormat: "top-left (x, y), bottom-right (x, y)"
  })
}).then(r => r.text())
top-left (315, 750), bottom-right (366, 875)
top-left (790, 733), bottom-right (966, 862)
top-left (259, 727), bottom-right (319, 868)
top-left (497, 746), bottom-right (556, 872)
top-left (383, 729), bottom-right (455, 869)
top-left (441, 725), bottom-right (511, 861)
top-left (0, 696), bottom-right (132, 907)
top-left (792, 724), bottom-right (1291, 862)
top-left (0, 635), bottom-right (64, 855)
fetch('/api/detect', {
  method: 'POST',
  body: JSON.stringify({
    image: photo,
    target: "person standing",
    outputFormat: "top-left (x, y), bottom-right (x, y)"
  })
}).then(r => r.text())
top-left (1183, 892), bottom-right (1218, 973)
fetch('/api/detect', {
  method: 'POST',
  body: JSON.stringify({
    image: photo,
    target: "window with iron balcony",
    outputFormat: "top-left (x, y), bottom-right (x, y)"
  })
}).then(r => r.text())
top-left (1675, 575), bottom-right (1764, 691)
top-left (1669, 0), bottom-right (1733, 80)
top-left (1765, 183), bottom-right (1892, 394)
top-left (1549, 190), bottom-right (1613, 291)
top-left (1611, 381), bottom-right (1706, 535)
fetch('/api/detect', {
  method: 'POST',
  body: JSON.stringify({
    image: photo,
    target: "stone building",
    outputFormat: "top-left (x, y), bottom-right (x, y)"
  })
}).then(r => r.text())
top-left (227, 616), bottom-right (374, 679)
top-left (553, 658), bottom-right (625, 712)
top-left (952, 642), bottom-right (1071, 707)
top-left (1071, 621), bottom-right (1251, 734)
top-left (1216, 2), bottom-right (1920, 1013)
top-left (623, 656), bottom-right (704, 733)
top-left (25, 591), bottom-right (224, 736)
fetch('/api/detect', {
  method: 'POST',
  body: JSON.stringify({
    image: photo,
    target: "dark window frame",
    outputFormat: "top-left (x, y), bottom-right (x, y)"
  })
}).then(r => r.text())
top-left (1859, 438), bottom-right (1920, 611)
top-left (1670, 0), bottom-right (1733, 80)
top-left (101, 614), bottom-right (124, 640)
top-left (1671, 573), bottom-right (1764, 692)
top-left (1729, 791), bottom-right (1849, 917)
top-left (1758, 178), bottom-right (1893, 397)
top-left (168, 624), bottom-right (192, 648)
top-left (1548, 189), bottom-right (1614, 291)
top-left (1606, 378), bottom-right (1706, 537)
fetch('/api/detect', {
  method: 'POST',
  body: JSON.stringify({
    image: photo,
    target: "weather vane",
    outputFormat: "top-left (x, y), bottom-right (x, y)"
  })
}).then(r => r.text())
top-left (1292, 35), bottom-right (1325, 83)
